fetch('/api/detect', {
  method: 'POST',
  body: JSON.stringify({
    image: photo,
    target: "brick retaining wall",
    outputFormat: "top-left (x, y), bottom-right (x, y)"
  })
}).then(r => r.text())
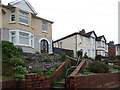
top-left (68, 72), bottom-right (120, 88)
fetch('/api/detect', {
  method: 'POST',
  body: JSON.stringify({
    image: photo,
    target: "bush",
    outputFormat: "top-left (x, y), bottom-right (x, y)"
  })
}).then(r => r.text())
top-left (27, 57), bottom-right (33, 61)
top-left (31, 68), bottom-right (43, 76)
top-left (83, 52), bottom-right (88, 59)
top-left (68, 51), bottom-right (74, 57)
top-left (40, 58), bottom-right (52, 62)
top-left (35, 51), bottom-right (40, 54)
top-left (88, 61), bottom-right (109, 73)
top-left (111, 65), bottom-right (120, 70)
top-left (60, 53), bottom-right (68, 61)
top-left (54, 64), bottom-right (60, 69)
top-left (95, 55), bottom-right (102, 61)
top-left (45, 69), bottom-right (54, 76)
top-left (102, 59), bottom-right (112, 64)
top-left (112, 59), bottom-right (120, 63)
top-left (77, 50), bottom-right (83, 57)
top-left (76, 73), bottom-right (82, 75)
top-left (17, 47), bottom-right (23, 52)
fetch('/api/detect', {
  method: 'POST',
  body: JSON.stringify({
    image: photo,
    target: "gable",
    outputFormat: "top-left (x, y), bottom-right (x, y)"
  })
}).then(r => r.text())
top-left (91, 32), bottom-right (96, 38)
top-left (101, 37), bottom-right (105, 42)
top-left (9, 0), bottom-right (37, 15)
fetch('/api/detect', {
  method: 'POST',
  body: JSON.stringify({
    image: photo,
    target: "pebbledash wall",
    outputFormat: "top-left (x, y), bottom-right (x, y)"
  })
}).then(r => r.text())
top-left (1, 60), bottom-right (70, 89)
top-left (2, 28), bottom-right (53, 53)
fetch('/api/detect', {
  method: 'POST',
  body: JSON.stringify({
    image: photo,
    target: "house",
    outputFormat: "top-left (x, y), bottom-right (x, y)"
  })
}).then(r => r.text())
top-left (96, 35), bottom-right (108, 57)
top-left (53, 29), bottom-right (108, 58)
top-left (108, 41), bottom-right (120, 56)
top-left (1, 0), bottom-right (54, 54)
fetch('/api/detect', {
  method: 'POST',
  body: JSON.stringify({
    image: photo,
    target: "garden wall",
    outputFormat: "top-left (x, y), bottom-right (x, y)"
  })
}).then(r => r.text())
top-left (68, 72), bottom-right (120, 88)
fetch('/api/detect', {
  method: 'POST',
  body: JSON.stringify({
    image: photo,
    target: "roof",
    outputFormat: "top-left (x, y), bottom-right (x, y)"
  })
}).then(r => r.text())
top-left (34, 16), bottom-right (54, 24)
top-left (53, 31), bottom-right (97, 43)
top-left (8, 0), bottom-right (37, 15)
top-left (96, 35), bottom-right (107, 42)
top-left (83, 31), bottom-right (97, 37)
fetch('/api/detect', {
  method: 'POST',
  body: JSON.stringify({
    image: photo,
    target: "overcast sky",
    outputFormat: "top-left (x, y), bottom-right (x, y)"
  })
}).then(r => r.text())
top-left (2, 0), bottom-right (119, 44)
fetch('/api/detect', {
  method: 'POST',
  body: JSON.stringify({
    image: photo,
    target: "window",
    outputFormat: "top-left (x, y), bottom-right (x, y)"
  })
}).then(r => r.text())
top-left (98, 42), bottom-right (100, 47)
top-left (92, 49), bottom-right (94, 57)
top-left (42, 22), bottom-right (47, 32)
top-left (10, 31), bottom-right (16, 44)
top-left (91, 38), bottom-right (94, 44)
top-left (97, 51), bottom-right (101, 55)
top-left (60, 42), bottom-right (62, 48)
top-left (19, 11), bottom-right (28, 24)
top-left (88, 38), bottom-right (90, 44)
top-left (80, 36), bottom-right (83, 43)
top-left (10, 10), bottom-right (15, 22)
top-left (9, 30), bottom-right (34, 47)
top-left (87, 49), bottom-right (90, 57)
top-left (102, 41), bottom-right (105, 47)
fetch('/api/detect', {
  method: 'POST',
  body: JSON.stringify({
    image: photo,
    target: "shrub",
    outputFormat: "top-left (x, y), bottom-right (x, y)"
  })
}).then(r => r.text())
top-left (95, 55), bottom-right (102, 61)
top-left (35, 51), bottom-right (40, 54)
top-left (17, 47), bottom-right (23, 52)
top-left (68, 51), bottom-right (74, 57)
top-left (111, 65), bottom-right (120, 70)
top-left (83, 52), bottom-right (88, 59)
top-left (77, 50), bottom-right (83, 57)
top-left (88, 61), bottom-right (109, 73)
top-left (60, 53), bottom-right (68, 61)
top-left (76, 73), bottom-right (82, 75)
top-left (27, 57), bottom-right (33, 61)
top-left (40, 58), bottom-right (52, 62)
top-left (102, 59), bottom-right (112, 64)
top-left (54, 64), bottom-right (60, 69)
top-left (112, 59), bottom-right (120, 63)
top-left (45, 69), bottom-right (54, 76)
top-left (83, 71), bottom-right (95, 74)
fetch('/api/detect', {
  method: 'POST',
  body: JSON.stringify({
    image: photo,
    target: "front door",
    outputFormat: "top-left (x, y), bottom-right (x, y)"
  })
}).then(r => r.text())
top-left (41, 39), bottom-right (48, 53)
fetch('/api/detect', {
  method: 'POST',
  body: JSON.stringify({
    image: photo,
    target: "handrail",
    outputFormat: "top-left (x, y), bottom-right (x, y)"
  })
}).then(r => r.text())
top-left (65, 56), bottom-right (80, 89)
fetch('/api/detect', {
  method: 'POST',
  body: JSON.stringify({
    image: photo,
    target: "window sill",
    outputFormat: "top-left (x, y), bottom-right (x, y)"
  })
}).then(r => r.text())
top-left (42, 31), bottom-right (48, 34)
top-left (19, 22), bottom-right (29, 26)
top-left (15, 44), bottom-right (34, 49)
top-left (9, 21), bottom-right (16, 24)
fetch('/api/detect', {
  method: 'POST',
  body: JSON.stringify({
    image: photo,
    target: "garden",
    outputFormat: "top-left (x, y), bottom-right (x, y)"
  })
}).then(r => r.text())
top-left (2, 41), bottom-right (68, 80)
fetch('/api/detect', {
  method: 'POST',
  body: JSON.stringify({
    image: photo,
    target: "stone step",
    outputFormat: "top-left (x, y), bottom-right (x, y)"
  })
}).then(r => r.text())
top-left (57, 79), bottom-right (65, 84)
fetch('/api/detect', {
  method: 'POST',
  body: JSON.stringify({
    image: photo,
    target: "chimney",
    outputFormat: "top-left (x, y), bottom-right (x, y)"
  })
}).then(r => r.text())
top-left (109, 41), bottom-right (114, 46)
top-left (79, 29), bottom-right (85, 35)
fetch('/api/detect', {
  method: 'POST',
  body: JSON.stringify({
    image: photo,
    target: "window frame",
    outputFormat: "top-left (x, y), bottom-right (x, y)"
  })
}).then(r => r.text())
top-left (80, 36), bottom-right (83, 44)
top-left (42, 22), bottom-right (47, 32)
top-left (9, 30), bottom-right (34, 48)
top-left (59, 42), bottom-right (62, 48)
top-left (19, 11), bottom-right (29, 25)
top-left (10, 10), bottom-right (15, 22)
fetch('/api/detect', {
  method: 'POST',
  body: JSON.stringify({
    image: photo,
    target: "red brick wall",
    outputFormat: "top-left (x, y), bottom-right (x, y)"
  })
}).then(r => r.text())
top-left (68, 72), bottom-right (120, 88)
top-left (108, 47), bottom-right (115, 56)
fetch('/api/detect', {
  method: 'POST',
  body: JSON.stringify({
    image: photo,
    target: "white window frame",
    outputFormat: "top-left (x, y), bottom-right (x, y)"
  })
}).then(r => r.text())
top-left (10, 10), bottom-right (15, 22)
top-left (91, 38), bottom-right (94, 44)
top-left (87, 49), bottom-right (90, 57)
top-left (88, 38), bottom-right (90, 44)
top-left (42, 22), bottom-right (47, 32)
top-left (98, 41), bottom-right (101, 47)
top-left (9, 30), bottom-right (34, 48)
top-left (19, 11), bottom-right (29, 25)
top-left (102, 41), bottom-right (105, 47)
top-left (59, 42), bottom-right (62, 48)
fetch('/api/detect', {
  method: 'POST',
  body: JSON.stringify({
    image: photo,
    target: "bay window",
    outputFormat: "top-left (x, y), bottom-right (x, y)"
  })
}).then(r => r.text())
top-left (9, 30), bottom-right (34, 48)
top-left (19, 11), bottom-right (29, 24)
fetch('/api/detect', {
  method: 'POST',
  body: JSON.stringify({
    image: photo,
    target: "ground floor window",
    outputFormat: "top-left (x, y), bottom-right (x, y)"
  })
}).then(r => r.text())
top-left (9, 30), bottom-right (34, 48)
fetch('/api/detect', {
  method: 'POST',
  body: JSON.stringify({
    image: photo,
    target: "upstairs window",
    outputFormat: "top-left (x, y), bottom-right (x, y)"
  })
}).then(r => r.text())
top-left (88, 38), bottom-right (90, 44)
top-left (91, 38), bottom-right (94, 44)
top-left (42, 22), bottom-right (47, 32)
top-left (19, 11), bottom-right (28, 24)
top-left (98, 42), bottom-right (101, 47)
top-left (80, 36), bottom-right (83, 44)
top-left (102, 41), bottom-right (105, 47)
top-left (10, 10), bottom-right (15, 22)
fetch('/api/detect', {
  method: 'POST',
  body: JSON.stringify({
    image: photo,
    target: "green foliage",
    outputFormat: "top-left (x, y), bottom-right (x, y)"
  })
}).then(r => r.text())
top-left (17, 47), bottom-right (23, 52)
top-left (60, 53), bottom-right (68, 61)
top-left (45, 69), bottom-right (55, 76)
top-left (54, 64), bottom-right (60, 69)
top-left (88, 61), bottom-right (109, 73)
top-left (10, 56), bottom-right (24, 65)
top-left (68, 51), bottom-right (74, 57)
top-left (112, 59), bottom-right (120, 63)
top-left (27, 56), bottom-right (33, 61)
top-left (77, 50), bottom-right (83, 57)
top-left (83, 71), bottom-right (95, 74)
top-left (42, 53), bottom-right (49, 55)
top-left (14, 65), bottom-right (27, 78)
top-left (2, 41), bottom-right (19, 60)
top-left (31, 68), bottom-right (43, 76)
top-left (111, 65), bottom-right (120, 70)
top-left (35, 51), bottom-right (40, 54)
top-left (95, 55), bottom-right (102, 61)
top-left (40, 58), bottom-right (52, 62)
top-left (51, 79), bottom-right (57, 86)
top-left (102, 59), bottom-right (112, 64)
top-left (76, 73), bottom-right (82, 75)
top-left (83, 52), bottom-right (88, 59)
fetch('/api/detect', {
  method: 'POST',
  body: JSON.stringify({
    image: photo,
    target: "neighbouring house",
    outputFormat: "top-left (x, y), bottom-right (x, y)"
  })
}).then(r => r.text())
top-left (108, 41), bottom-right (120, 56)
top-left (96, 35), bottom-right (108, 57)
top-left (53, 29), bottom-right (108, 58)
top-left (1, 0), bottom-right (54, 54)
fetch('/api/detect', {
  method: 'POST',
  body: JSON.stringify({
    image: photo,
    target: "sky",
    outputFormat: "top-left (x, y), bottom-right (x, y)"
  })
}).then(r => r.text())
top-left (2, 0), bottom-right (119, 44)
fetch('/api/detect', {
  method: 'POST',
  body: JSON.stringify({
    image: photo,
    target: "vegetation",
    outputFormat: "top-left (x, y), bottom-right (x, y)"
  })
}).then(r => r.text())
top-left (2, 41), bottom-right (27, 79)
top-left (88, 61), bottom-right (109, 73)
top-left (95, 55), bottom-right (102, 61)
top-left (35, 51), bottom-right (40, 54)
top-left (60, 53), bottom-right (68, 61)
top-left (31, 68), bottom-right (43, 76)
top-left (83, 52), bottom-right (88, 59)
top-left (45, 69), bottom-right (55, 76)
top-left (54, 64), bottom-right (60, 69)
top-left (27, 56), bottom-right (33, 61)
top-left (68, 51), bottom-right (74, 57)
top-left (40, 58), bottom-right (53, 62)
top-left (77, 50), bottom-right (83, 57)
top-left (111, 65), bottom-right (120, 70)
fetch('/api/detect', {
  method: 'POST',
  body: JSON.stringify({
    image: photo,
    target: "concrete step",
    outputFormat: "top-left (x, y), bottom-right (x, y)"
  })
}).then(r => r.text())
top-left (57, 79), bottom-right (65, 84)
